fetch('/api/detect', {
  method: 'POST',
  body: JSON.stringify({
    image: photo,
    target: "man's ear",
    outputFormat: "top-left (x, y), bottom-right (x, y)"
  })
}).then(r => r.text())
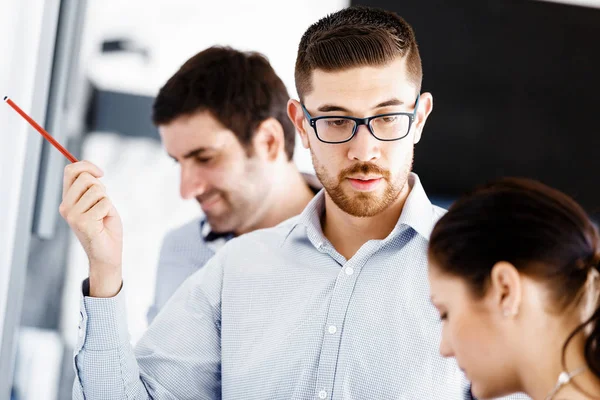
top-left (252, 117), bottom-right (285, 161)
top-left (413, 92), bottom-right (433, 144)
top-left (288, 99), bottom-right (310, 149)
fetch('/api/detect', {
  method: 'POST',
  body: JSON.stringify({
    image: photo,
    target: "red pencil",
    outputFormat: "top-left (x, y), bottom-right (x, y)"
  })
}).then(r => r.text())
top-left (4, 96), bottom-right (79, 163)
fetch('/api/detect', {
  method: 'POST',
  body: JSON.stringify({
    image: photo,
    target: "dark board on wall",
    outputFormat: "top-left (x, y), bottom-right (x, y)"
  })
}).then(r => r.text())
top-left (351, 0), bottom-right (600, 217)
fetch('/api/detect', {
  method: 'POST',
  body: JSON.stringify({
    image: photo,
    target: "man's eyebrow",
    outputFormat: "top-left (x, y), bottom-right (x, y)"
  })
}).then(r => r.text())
top-left (316, 98), bottom-right (405, 113)
top-left (183, 147), bottom-right (210, 159)
top-left (317, 104), bottom-right (351, 113)
top-left (168, 147), bottom-right (212, 162)
top-left (374, 98), bottom-right (404, 108)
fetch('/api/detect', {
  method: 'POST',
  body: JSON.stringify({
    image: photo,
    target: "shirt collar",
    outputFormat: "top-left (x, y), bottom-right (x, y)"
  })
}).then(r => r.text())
top-left (396, 173), bottom-right (436, 240)
top-left (289, 172), bottom-right (436, 246)
top-left (201, 219), bottom-right (234, 242)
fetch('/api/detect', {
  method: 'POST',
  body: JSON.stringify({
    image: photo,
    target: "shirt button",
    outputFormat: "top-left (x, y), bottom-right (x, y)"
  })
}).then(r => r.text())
top-left (78, 328), bottom-right (83, 338)
top-left (318, 390), bottom-right (328, 399)
top-left (345, 267), bottom-right (354, 275)
top-left (328, 325), bottom-right (337, 334)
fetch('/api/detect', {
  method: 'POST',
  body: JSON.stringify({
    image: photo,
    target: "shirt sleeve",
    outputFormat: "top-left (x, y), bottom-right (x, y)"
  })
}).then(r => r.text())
top-left (73, 249), bottom-right (226, 400)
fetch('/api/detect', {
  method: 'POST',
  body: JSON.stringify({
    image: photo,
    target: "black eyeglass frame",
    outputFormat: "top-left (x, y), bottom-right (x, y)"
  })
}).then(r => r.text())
top-left (301, 95), bottom-right (420, 144)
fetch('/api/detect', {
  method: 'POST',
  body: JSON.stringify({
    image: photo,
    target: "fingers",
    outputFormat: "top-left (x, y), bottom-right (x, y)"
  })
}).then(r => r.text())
top-left (70, 184), bottom-right (107, 217)
top-left (62, 172), bottom-right (103, 208)
top-left (62, 161), bottom-right (104, 200)
top-left (59, 183), bottom-right (110, 230)
top-left (86, 197), bottom-right (112, 222)
top-left (60, 161), bottom-right (107, 225)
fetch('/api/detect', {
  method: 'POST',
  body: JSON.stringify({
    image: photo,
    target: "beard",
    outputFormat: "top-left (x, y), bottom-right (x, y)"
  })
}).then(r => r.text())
top-left (312, 152), bottom-right (413, 218)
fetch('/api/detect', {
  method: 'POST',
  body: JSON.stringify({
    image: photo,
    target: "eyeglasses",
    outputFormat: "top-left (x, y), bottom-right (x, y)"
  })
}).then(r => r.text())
top-left (301, 96), bottom-right (420, 144)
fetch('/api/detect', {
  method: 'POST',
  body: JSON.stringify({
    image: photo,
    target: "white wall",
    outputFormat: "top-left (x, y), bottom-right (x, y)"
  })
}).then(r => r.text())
top-left (0, 0), bottom-right (52, 354)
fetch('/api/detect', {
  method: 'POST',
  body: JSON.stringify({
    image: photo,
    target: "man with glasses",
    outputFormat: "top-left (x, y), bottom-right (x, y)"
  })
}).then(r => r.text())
top-left (61, 6), bottom-right (525, 400)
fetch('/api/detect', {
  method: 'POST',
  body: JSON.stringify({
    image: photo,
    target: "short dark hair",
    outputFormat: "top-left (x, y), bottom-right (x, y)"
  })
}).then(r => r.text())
top-left (295, 6), bottom-right (422, 101)
top-left (153, 46), bottom-right (295, 160)
top-left (429, 177), bottom-right (600, 380)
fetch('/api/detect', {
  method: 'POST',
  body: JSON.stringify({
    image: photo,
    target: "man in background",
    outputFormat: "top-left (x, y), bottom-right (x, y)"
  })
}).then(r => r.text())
top-left (147, 46), bottom-right (319, 322)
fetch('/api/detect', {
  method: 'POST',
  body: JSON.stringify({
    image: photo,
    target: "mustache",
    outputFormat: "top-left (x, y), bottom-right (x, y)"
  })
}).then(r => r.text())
top-left (339, 163), bottom-right (390, 180)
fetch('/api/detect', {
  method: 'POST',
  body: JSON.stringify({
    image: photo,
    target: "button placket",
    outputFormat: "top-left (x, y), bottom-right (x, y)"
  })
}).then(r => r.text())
top-left (314, 257), bottom-right (366, 399)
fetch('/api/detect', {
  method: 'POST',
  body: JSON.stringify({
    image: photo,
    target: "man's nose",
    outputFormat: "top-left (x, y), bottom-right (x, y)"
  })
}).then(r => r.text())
top-left (347, 124), bottom-right (381, 162)
top-left (180, 167), bottom-right (207, 200)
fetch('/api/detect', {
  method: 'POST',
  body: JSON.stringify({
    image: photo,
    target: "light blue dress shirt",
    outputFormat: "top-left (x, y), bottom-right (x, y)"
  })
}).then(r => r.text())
top-left (147, 174), bottom-right (322, 324)
top-left (73, 173), bottom-right (526, 400)
top-left (146, 218), bottom-right (229, 324)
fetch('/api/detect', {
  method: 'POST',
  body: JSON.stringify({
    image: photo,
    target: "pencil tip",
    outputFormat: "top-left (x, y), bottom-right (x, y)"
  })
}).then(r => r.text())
top-left (3, 96), bottom-right (7, 101)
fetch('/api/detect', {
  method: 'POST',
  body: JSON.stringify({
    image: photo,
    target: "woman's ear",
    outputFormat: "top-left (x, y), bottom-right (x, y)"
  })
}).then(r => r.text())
top-left (583, 268), bottom-right (600, 321)
top-left (288, 99), bottom-right (310, 149)
top-left (489, 261), bottom-right (522, 318)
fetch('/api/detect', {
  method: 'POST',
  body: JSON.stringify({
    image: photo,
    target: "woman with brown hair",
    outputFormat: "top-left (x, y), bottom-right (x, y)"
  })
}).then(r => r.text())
top-left (428, 178), bottom-right (600, 400)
